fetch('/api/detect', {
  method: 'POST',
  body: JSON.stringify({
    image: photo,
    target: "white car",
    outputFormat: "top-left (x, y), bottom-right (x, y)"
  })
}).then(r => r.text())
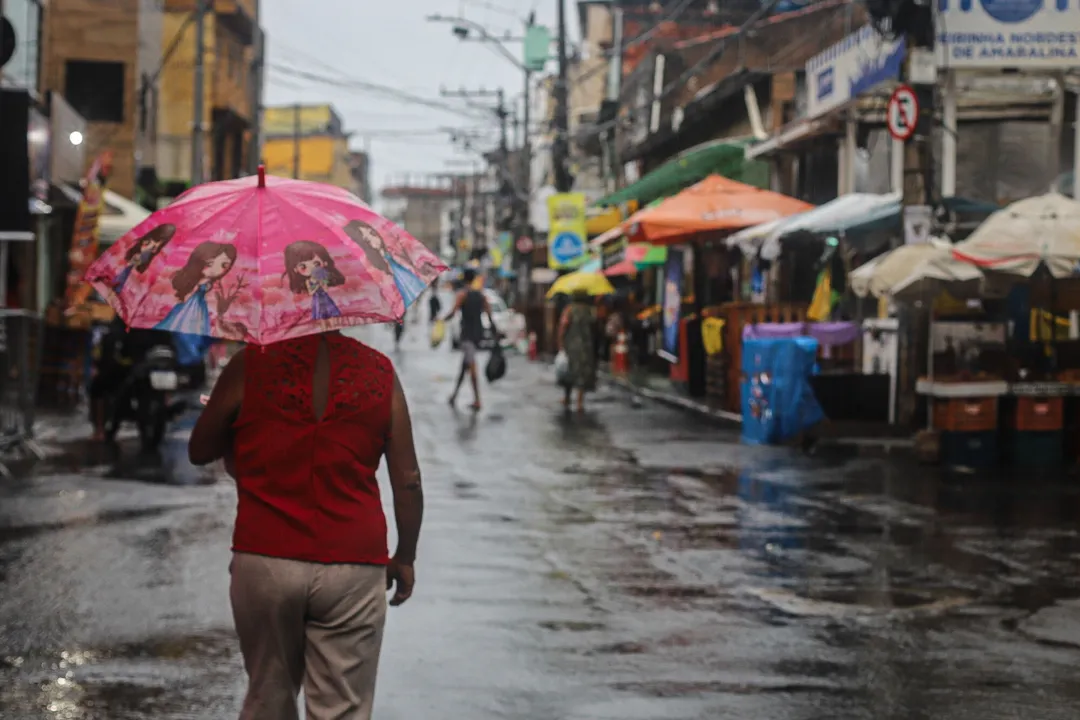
top-left (450, 289), bottom-right (525, 350)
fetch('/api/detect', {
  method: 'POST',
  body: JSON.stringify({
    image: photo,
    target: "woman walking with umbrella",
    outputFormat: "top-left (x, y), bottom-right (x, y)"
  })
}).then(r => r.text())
top-left (86, 168), bottom-right (446, 720)
top-left (558, 288), bottom-right (598, 412)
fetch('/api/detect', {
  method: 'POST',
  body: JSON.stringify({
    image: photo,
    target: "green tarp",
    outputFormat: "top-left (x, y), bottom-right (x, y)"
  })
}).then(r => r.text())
top-left (595, 138), bottom-right (769, 208)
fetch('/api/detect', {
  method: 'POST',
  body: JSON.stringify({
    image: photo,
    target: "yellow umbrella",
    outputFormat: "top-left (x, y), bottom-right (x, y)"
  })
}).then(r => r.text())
top-left (545, 270), bottom-right (615, 298)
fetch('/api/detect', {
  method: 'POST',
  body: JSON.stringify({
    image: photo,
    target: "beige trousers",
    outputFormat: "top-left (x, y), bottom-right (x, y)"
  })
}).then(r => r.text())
top-left (230, 552), bottom-right (387, 720)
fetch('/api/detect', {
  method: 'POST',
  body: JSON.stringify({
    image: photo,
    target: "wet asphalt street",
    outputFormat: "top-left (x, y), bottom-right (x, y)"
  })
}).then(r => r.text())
top-left (2, 324), bottom-right (1080, 719)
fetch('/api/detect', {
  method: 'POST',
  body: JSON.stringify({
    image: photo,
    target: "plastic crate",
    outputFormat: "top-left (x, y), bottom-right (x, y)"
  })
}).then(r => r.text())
top-left (933, 397), bottom-right (998, 432)
top-left (1012, 396), bottom-right (1064, 432)
top-left (940, 430), bottom-right (999, 470)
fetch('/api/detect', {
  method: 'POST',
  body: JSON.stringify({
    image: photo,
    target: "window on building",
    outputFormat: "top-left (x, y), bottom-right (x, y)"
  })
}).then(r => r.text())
top-left (64, 60), bottom-right (125, 122)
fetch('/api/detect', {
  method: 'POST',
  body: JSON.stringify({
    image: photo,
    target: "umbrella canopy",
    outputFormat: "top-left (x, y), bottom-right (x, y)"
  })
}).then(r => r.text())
top-left (85, 168), bottom-right (446, 345)
top-left (622, 175), bottom-right (812, 245)
top-left (850, 238), bottom-right (982, 300)
top-left (951, 192), bottom-right (1080, 278)
top-left (546, 270), bottom-right (615, 299)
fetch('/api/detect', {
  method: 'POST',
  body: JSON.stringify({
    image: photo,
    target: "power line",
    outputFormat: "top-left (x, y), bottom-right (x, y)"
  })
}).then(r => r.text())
top-left (268, 64), bottom-right (493, 121)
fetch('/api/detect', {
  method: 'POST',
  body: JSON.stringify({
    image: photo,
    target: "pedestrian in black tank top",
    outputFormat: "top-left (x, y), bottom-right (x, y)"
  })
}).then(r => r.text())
top-left (443, 269), bottom-right (497, 411)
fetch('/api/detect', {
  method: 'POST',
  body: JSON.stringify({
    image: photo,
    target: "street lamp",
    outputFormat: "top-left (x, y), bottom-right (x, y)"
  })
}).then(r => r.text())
top-left (428, 12), bottom-right (535, 241)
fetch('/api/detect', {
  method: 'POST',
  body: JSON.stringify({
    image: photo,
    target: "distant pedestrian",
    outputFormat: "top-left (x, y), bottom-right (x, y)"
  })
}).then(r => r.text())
top-left (444, 268), bottom-right (496, 411)
top-left (558, 289), bottom-right (597, 412)
top-left (428, 290), bottom-right (442, 324)
top-left (189, 331), bottom-right (424, 720)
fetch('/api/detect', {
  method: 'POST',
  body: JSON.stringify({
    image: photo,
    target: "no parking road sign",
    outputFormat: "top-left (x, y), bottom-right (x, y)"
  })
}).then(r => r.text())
top-left (887, 85), bottom-right (918, 143)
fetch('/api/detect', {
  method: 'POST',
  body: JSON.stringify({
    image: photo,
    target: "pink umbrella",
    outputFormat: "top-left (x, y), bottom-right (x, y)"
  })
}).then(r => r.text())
top-left (85, 168), bottom-right (447, 345)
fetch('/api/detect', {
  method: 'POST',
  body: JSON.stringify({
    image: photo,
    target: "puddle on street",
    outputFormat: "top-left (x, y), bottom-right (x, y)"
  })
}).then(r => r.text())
top-left (0, 631), bottom-right (240, 719)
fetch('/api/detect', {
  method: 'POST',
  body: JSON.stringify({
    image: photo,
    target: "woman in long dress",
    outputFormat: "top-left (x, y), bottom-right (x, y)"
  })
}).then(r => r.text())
top-left (284, 240), bottom-right (345, 325)
top-left (558, 289), bottom-right (598, 412)
top-left (155, 242), bottom-right (237, 336)
top-left (113, 223), bottom-right (175, 294)
top-left (342, 220), bottom-right (427, 308)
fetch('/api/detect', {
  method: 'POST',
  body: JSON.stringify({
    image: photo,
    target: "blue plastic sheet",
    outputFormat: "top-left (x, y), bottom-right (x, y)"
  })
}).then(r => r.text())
top-left (741, 337), bottom-right (825, 445)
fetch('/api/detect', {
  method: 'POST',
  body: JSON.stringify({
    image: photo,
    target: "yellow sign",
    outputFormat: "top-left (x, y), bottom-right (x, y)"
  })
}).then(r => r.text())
top-left (586, 200), bottom-right (639, 236)
top-left (547, 192), bottom-right (588, 270)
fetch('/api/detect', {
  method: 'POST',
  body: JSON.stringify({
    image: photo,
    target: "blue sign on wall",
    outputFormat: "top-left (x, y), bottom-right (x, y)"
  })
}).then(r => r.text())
top-left (659, 248), bottom-right (684, 363)
top-left (550, 231), bottom-right (584, 265)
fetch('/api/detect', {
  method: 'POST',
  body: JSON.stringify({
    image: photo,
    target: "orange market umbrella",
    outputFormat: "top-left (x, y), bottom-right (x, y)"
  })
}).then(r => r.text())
top-left (622, 175), bottom-right (813, 245)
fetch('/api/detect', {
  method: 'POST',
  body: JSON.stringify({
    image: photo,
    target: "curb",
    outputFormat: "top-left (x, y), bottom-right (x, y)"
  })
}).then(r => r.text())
top-left (601, 371), bottom-right (743, 426)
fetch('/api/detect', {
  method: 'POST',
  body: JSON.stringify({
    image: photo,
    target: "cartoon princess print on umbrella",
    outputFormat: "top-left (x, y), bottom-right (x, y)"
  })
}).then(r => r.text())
top-left (284, 240), bottom-right (344, 327)
top-left (343, 219), bottom-right (427, 307)
top-left (113, 223), bottom-right (175, 294)
top-left (155, 241), bottom-right (238, 336)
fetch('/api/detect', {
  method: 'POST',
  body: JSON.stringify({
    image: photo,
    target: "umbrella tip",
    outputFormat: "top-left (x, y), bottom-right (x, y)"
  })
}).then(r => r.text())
top-left (257, 164), bottom-right (266, 188)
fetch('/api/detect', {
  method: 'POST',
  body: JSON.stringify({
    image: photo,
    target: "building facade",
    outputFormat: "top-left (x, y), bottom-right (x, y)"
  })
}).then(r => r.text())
top-left (40, 0), bottom-right (162, 198)
top-left (381, 176), bottom-right (464, 258)
top-left (262, 104), bottom-right (356, 191)
top-left (157, 0), bottom-right (260, 196)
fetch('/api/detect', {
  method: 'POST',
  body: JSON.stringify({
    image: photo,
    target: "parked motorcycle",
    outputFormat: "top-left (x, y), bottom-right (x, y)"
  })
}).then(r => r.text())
top-left (103, 342), bottom-right (192, 451)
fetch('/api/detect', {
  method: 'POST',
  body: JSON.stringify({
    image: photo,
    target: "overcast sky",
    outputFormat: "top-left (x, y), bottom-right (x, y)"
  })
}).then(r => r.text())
top-left (262, 0), bottom-right (574, 193)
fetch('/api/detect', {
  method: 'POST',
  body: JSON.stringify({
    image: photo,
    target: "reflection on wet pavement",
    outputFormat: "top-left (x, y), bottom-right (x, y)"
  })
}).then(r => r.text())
top-left (1, 328), bottom-right (1079, 718)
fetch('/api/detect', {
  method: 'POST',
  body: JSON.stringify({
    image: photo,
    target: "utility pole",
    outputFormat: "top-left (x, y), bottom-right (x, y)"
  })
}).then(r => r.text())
top-left (247, 0), bottom-right (264, 175)
top-left (553, 0), bottom-right (571, 193)
top-left (292, 102), bottom-right (301, 179)
top-left (895, 7), bottom-right (936, 426)
top-left (191, 0), bottom-right (207, 185)
top-left (606, 4), bottom-right (625, 191)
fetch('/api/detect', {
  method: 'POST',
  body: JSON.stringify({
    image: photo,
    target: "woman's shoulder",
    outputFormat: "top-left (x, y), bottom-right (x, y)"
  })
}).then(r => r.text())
top-left (334, 334), bottom-right (393, 373)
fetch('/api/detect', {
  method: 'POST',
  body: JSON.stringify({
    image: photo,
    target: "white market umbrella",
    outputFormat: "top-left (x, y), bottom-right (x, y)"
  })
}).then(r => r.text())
top-left (850, 238), bottom-right (983, 300)
top-left (951, 192), bottom-right (1080, 278)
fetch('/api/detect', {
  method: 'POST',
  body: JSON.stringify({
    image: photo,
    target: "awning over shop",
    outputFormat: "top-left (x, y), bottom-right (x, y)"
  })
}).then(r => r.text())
top-left (595, 138), bottom-right (765, 208)
top-left (622, 174), bottom-right (813, 245)
top-left (603, 243), bottom-right (668, 277)
top-left (758, 193), bottom-right (899, 259)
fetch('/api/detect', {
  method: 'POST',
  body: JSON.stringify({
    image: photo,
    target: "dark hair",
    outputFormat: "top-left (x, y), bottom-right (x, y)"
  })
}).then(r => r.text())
top-left (462, 268), bottom-right (477, 284)
top-left (284, 240), bottom-right (346, 294)
top-left (571, 288), bottom-right (591, 304)
top-left (342, 219), bottom-right (390, 274)
top-left (171, 242), bottom-right (237, 300)
top-left (125, 223), bottom-right (175, 272)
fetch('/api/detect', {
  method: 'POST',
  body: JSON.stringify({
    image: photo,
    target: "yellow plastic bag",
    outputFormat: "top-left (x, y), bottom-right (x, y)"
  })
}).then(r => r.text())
top-left (430, 319), bottom-right (446, 348)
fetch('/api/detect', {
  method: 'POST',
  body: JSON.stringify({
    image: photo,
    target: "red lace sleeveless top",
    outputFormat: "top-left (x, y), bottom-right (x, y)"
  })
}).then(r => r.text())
top-left (231, 333), bottom-right (393, 565)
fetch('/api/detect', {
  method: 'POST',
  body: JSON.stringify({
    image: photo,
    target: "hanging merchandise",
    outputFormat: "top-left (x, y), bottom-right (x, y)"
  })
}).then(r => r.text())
top-left (702, 317), bottom-right (726, 356)
top-left (807, 267), bottom-right (833, 321)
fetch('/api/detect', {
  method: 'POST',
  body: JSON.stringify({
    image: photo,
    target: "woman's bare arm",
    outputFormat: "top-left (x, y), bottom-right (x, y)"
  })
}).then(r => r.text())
top-left (189, 349), bottom-right (244, 466)
top-left (386, 371), bottom-right (423, 565)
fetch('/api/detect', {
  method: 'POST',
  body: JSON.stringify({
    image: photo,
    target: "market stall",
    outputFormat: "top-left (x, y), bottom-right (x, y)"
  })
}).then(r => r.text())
top-left (617, 175), bottom-right (813, 402)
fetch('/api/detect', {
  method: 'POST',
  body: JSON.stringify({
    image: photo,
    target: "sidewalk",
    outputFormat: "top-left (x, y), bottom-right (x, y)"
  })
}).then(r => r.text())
top-left (601, 366), bottom-right (915, 455)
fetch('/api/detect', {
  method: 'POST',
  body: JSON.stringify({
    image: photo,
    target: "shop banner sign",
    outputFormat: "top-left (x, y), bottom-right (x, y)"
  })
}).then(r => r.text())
top-left (601, 236), bottom-right (628, 271)
top-left (547, 192), bottom-right (588, 270)
top-left (660, 247), bottom-right (684, 363)
top-left (65, 152), bottom-right (112, 307)
top-left (936, 0), bottom-right (1080, 68)
top-left (806, 25), bottom-right (905, 121)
